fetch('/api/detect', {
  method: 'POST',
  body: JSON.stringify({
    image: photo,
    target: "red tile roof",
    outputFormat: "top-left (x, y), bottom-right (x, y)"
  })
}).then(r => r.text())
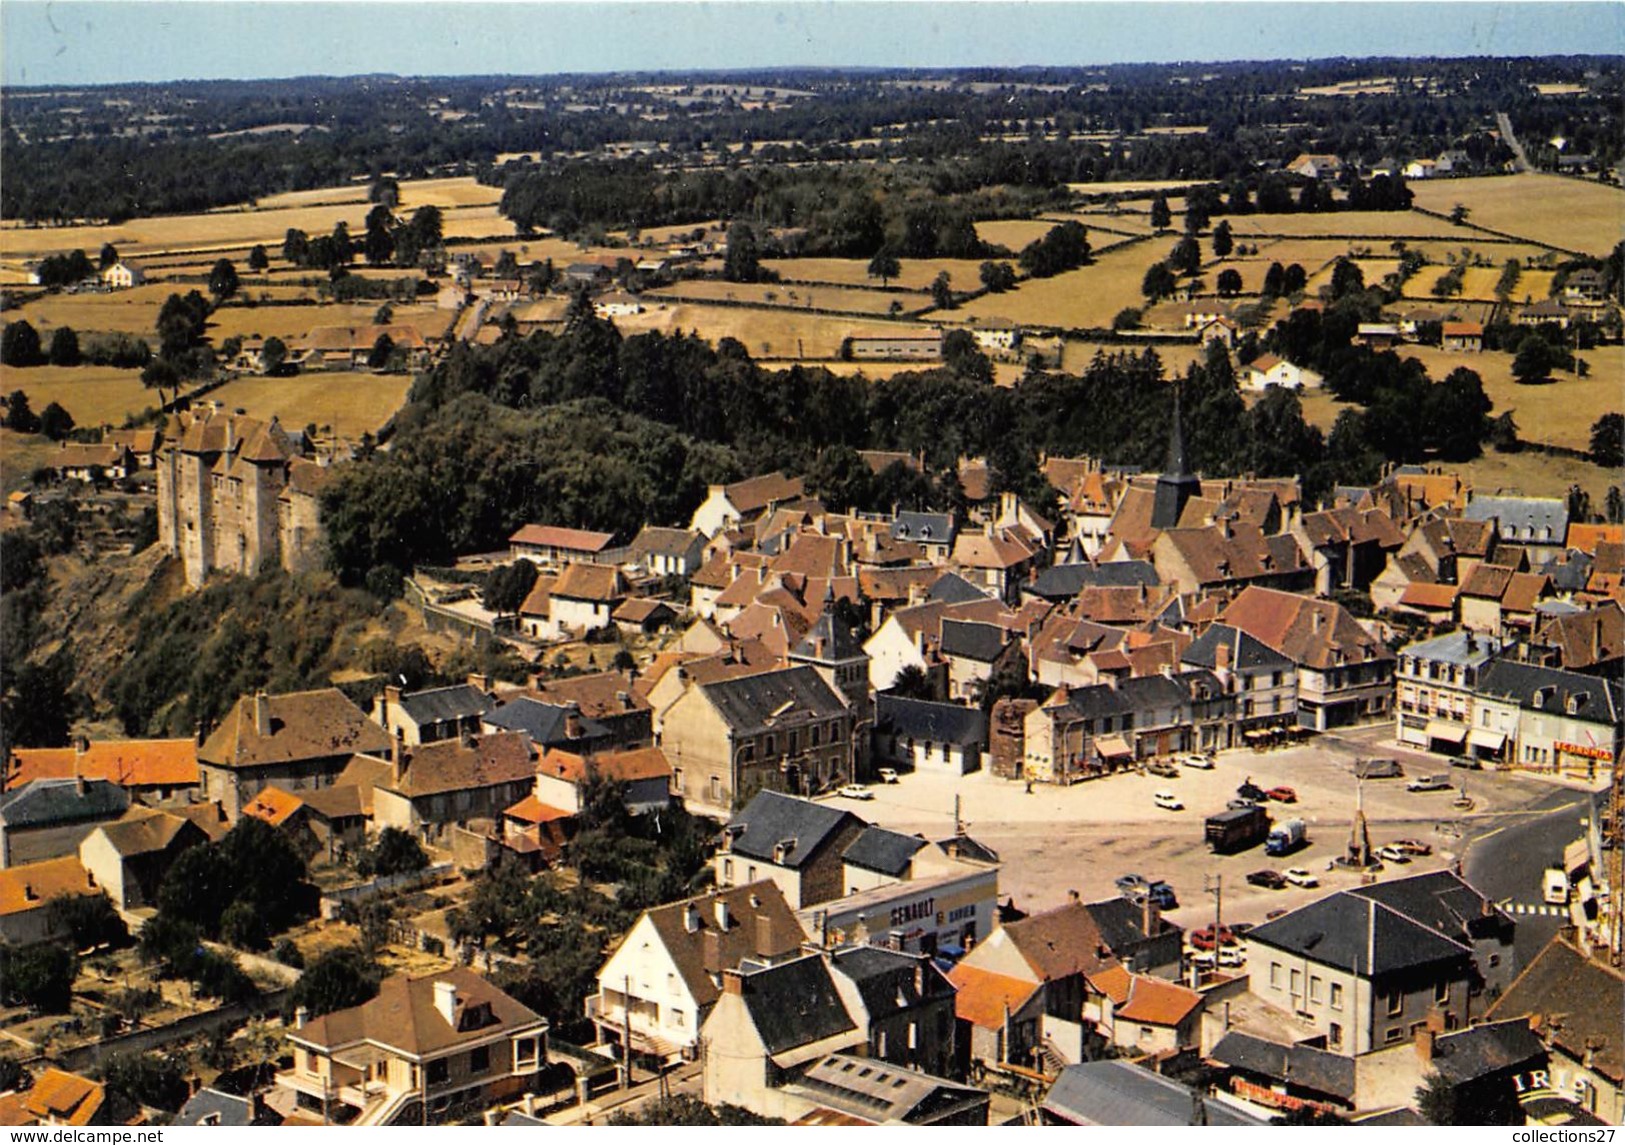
top-left (946, 963), bottom-right (1043, 1029)
top-left (6, 739), bottom-right (198, 792)
top-left (508, 525), bottom-right (617, 553)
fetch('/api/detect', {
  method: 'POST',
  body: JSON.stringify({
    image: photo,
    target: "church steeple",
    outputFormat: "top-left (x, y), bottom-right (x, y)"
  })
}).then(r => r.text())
top-left (1151, 384), bottom-right (1201, 530)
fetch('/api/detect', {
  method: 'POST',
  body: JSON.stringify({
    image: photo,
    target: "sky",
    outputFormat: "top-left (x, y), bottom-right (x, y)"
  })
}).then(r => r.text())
top-left (2, 1), bottom-right (1620, 87)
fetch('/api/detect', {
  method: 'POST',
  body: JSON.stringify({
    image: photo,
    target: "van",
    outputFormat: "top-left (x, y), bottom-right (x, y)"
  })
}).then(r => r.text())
top-left (1543, 868), bottom-right (1570, 906)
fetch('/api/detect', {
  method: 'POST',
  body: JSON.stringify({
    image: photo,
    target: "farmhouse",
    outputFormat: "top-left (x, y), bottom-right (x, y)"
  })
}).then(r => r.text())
top-left (1440, 320), bottom-right (1484, 352)
top-left (101, 261), bottom-right (146, 289)
top-left (1285, 153), bottom-right (1344, 180)
top-left (508, 524), bottom-right (619, 566)
top-left (1240, 354), bottom-right (1322, 392)
top-left (51, 442), bottom-right (135, 483)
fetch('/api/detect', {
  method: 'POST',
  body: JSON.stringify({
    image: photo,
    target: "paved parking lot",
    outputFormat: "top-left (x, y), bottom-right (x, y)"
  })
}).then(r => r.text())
top-left (828, 724), bottom-right (1588, 935)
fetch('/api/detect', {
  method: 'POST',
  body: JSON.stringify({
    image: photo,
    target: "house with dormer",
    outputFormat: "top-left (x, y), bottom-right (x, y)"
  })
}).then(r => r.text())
top-left (711, 790), bottom-right (867, 909)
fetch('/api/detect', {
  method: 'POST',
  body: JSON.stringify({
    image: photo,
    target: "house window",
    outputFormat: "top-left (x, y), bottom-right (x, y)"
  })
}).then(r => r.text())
top-left (877, 1030), bottom-right (887, 1057)
top-left (747, 866), bottom-right (756, 882)
top-left (1386, 991), bottom-right (1403, 1016)
top-left (1328, 1023), bottom-right (1342, 1048)
top-left (469, 1046), bottom-right (490, 1075)
top-left (1140, 1026), bottom-right (1154, 1044)
top-left (1269, 963), bottom-right (1282, 989)
top-left (1488, 953), bottom-right (1500, 968)
top-left (1330, 983), bottom-right (1344, 1010)
top-left (908, 1021), bottom-right (918, 1049)
top-left (1385, 1027), bottom-right (1403, 1044)
top-left (514, 1037), bottom-right (539, 1071)
top-left (1434, 980), bottom-right (1449, 1004)
top-left (1309, 976), bottom-right (1323, 1004)
top-left (710, 776), bottom-right (723, 802)
top-left (811, 726), bottom-right (821, 747)
top-left (673, 1009), bottom-right (685, 1028)
top-left (789, 731), bottom-right (798, 755)
top-left (1289, 968), bottom-right (1303, 997)
top-left (427, 1059), bottom-right (449, 1086)
top-left (764, 735), bottom-right (775, 756)
top-left (305, 1050), bottom-right (319, 1073)
top-left (722, 859), bottom-right (733, 880)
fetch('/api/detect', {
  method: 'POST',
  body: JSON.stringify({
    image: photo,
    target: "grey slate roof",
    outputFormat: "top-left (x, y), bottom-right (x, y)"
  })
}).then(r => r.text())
top-left (700, 666), bottom-right (849, 733)
top-left (1084, 897), bottom-right (1182, 953)
top-left (874, 695), bottom-right (987, 748)
top-left (1429, 1018), bottom-right (1547, 1086)
top-left (739, 952), bottom-right (857, 1055)
top-left (482, 697), bottom-right (611, 746)
top-left (926, 572), bottom-right (988, 604)
top-left (1462, 496), bottom-right (1569, 542)
top-left (939, 619), bottom-right (1009, 663)
top-left (832, 946), bottom-right (953, 1022)
top-left (1477, 660), bottom-right (1622, 725)
top-left (0, 778), bottom-right (129, 829)
top-left (1540, 550), bottom-right (1594, 594)
top-left (1246, 891), bottom-right (1472, 977)
top-left (1029, 561), bottom-right (1160, 600)
top-left (1043, 1061), bottom-right (1264, 1126)
top-left (1051, 669), bottom-right (1225, 722)
top-left (175, 1088), bottom-right (256, 1127)
top-left (842, 826), bottom-right (928, 876)
top-left (1181, 623), bottom-right (1293, 672)
top-left (891, 511), bottom-right (955, 544)
top-left (1398, 629), bottom-right (1503, 668)
top-left (1346, 869), bottom-right (1514, 947)
top-left (792, 1053), bottom-right (987, 1125)
top-left (791, 611), bottom-right (866, 664)
top-left (1209, 1031), bottom-right (1356, 1101)
top-left (398, 683), bottom-right (491, 725)
top-left (723, 789), bottom-right (864, 869)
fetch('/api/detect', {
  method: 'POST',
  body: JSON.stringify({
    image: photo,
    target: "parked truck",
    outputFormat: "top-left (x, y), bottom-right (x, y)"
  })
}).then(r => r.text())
top-left (1266, 818), bottom-right (1308, 856)
top-left (1206, 805), bottom-right (1271, 853)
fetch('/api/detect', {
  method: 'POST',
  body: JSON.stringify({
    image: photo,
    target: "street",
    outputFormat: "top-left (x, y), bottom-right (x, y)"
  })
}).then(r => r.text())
top-left (1464, 786), bottom-right (1597, 966)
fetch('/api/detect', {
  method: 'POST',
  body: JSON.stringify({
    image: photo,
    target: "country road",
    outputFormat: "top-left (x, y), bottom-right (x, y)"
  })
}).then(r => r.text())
top-left (1497, 110), bottom-right (1533, 172)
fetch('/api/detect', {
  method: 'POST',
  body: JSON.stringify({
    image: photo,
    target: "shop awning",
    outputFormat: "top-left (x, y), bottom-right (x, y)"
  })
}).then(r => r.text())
top-left (1096, 734), bottom-right (1134, 759)
top-left (1467, 729), bottom-right (1507, 753)
top-left (1425, 720), bottom-right (1468, 746)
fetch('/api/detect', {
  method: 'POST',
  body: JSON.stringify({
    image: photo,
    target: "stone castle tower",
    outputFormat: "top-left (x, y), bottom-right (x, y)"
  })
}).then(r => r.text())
top-left (157, 408), bottom-right (331, 588)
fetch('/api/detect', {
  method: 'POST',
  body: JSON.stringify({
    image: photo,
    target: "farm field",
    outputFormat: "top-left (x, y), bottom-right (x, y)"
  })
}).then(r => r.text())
top-left (203, 372), bottom-right (414, 440)
top-left (807, 359), bottom-right (1026, 386)
top-left (650, 278), bottom-right (933, 315)
top-left (0, 430), bottom-right (69, 497)
top-left (0, 365), bottom-right (154, 427)
top-left (1222, 210), bottom-right (1474, 240)
top-left (1067, 179), bottom-right (1211, 196)
top-left (956, 239), bottom-right (1166, 330)
top-left (1407, 174), bottom-right (1625, 257)
top-left (1045, 210), bottom-right (1160, 238)
top-left (611, 301), bottom-right (935, 359)
top-left (15, 284), bottom-right (176, 336)
top-left (202, 302), bottom-right (451, 342)
top-left (1061, 339), bottom-right (1206, 376)
top-left (1304, 258), bottom-right (1401, 293)
top-left (763, 257), bottom-right (1007, 291)
top-left (1404, 266), bottom-right (1558, 304)
top-left (974, 219), bottom-right (1065, 250)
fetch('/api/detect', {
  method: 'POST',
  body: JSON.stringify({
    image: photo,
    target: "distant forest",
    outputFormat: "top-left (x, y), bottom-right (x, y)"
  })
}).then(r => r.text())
top-left (2, 56), bottom-right (1620, 223)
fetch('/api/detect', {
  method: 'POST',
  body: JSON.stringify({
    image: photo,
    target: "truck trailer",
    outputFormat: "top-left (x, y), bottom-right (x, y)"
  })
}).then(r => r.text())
top-left (1206, 805), bottom-right (1271, 853)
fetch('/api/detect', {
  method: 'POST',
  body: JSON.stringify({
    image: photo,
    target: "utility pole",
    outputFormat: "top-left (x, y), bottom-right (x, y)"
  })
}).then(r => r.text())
top-left (1204, 873), bottom-right (1222, 937)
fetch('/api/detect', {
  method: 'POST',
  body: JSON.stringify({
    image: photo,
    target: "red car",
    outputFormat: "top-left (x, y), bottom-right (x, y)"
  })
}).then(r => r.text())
top-left (1266, 786), bottom-right (1298, 803)
top-left (1190, 925), bottom-right (1237, 951)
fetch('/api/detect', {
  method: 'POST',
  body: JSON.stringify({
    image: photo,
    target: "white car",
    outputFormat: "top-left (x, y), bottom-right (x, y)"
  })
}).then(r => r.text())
top-left (838, 784), bottom-right (874, 800)
top-left (1283, 868), bottom-right (1319, 888)
top-left (1153, 791), bottom-right (1185, 811)
top-left (1181, 754), bottom-right (1215, 770)
top-left (1217, 947), bottom-right (1245, 968)
top-left (877, 768), bottom-right (900, 784)
top-left (1377, 845), bottom-right (1411, 864)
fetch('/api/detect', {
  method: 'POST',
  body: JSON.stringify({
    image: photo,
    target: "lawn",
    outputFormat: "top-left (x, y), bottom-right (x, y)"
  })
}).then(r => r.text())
top-left (763, 257), bottom-right (1008, 292)
top-left (15, 284), bottom-right (176, 336)
top-left (0, 365), bottom-right (155, 427)
top-left (1407, 174), bottom-right (1625, 257)
top-left (204, 371), bottom-right (414, 440)
top-left (652, 278), bottom-right (932, 316)
top-left (955, 239), bottom-right (1170, 330)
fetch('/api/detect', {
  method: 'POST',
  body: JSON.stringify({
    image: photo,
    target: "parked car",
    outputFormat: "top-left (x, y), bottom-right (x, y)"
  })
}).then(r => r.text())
top-left (1449, 757), bottom-right (1483, 770)
top-left (1391, 839), bottom-right (1432, 856)
top-left (1181, 754), bottom-right (1215, 770)
top-left (1357, 757), bottom-right (1404, 779)
top-left (1147, 761), bottom-right (1180, 779)
top-left (1236, 780), bottom-right (1267, 802)
top-left (1190, 924), bottom-right (1237, 950)
top-left (1116, 874), bottom-right (1150, 896)
top-left (1227, 798), bottom-right (1258, 811)
top-left (838, 784), bottom-right (874, 800)
top-left (1147, 880), bottom-right (1178, 909)
top-left (1153, 790), bottom-right (1185, 811)
top-left (1284, 868), bottom-right (1319, 888)
top-left (1407, 775), bottom-right (1451, 792)
top-left (1265, 908), bottom-right (1288, 920)
top-left (877, 768), bottom-right (900, 784)
top-left (1377, 845), bottom-right (1412, 864)
top-left (1266, 786), bottom-right (1298, 803)
top-left (1217, 947), bottom-right (1246, 968)
top-left (1247, 869), bottom-right (1288, 890)
top-left (1229, 922), bottom-right (1255, 936)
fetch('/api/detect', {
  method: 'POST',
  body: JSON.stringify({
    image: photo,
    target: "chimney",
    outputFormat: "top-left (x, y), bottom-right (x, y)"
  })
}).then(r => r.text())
top-left (295, 1006), bottom-right (309, 1029)
top-left (1311, 610), bottom-right (1324, 635)
top-left (253, 691), bottom-right (272, 737)
top-left (714, 898), bottom-right (732, 932)
top-left (564, 702), bottom-right (583, 740)
top-left (721, 968), bottom-right (745, 996)
top-left (23, 883), bottom-right (36, 902)
top-left (460, 724), bottom-right (475, 748)
top-left (1215, 638), bottom-right (1231, 672)
top-left (684, 902), bottom-right (701, 933)
top-left (467, 673), bottom-right (491, 693)
top-left (394, 725), bottom-right (405, 763)
top-left (433, 980), bottom-right (459, 1026)
top-left (1068, 889), bottom-right (1080, 903)
top-left (1415, 1025), bottom-right (1437, 1065)
top-left (616, 690), bottom-right (632, 709)
top-left (755, 913), bottom-right (775, 954)
top-left (1593, 616), bottom-right (1603, 661)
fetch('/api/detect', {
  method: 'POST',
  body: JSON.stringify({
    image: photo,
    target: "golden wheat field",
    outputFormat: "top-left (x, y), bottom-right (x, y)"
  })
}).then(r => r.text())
top-left (203, 372), bottom-right (415, 440)
top-left (611, 301), bottom-right (935, 359)
top-left (974, 219), bottom-right (1066, 250)
top-left (762, 257), bottom-right (1009, 292)
top-left (955, 239), bottom-right (1168, 330)
top-left (651, 278), bottom-right (933, 316)
top-left (1222, 210), bottom-right (1472, 240)
top-left (1407, 174), bottom-right (1625, 257)
top-left (1066, 180), bottom-right (1210, 196)
top-left (0, 365), bottom-right (155, 427)
top-left (15, 286), bottom-right (176, 336)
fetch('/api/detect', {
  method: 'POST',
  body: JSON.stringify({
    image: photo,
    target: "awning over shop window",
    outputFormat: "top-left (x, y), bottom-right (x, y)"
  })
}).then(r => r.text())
top-left (1425, 720), bottom-right (1468, 745)
top-left (1467, 729), bottom-right (1507, 752)
top-left (1095, 734), bottom-right (1134, 759)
